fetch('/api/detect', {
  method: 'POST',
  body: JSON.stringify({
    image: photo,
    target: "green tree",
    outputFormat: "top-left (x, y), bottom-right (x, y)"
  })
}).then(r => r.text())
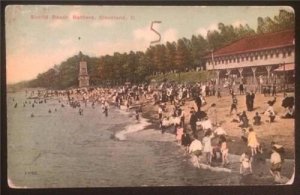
top-left (257, 9), bottom-right (294, 34)
top-left (165, 41), bottom-right (177, 72)
top-left (175, 39), bottom-right (190, 72)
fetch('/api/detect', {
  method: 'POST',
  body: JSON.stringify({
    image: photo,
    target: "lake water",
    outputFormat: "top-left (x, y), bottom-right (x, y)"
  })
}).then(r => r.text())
top-left (7, 91), bottom-right (274, 188)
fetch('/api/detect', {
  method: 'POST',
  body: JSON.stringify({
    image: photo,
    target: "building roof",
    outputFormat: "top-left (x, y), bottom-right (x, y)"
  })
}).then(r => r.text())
top-left (205, 29), bottom-right (294, 58)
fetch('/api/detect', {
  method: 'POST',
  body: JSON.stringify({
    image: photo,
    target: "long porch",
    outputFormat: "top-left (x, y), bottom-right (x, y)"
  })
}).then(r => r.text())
top-left (213, 63), bottom-right (295, 93)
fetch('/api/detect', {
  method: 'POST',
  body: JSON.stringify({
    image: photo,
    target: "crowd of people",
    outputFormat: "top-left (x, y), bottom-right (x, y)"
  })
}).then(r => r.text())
top-left (11, 78), bottom-right (294, 184)
top-left (151, 80), bottom-right (294, 183)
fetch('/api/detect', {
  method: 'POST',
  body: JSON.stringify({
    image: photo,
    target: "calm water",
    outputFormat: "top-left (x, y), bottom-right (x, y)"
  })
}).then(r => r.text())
top-left (7, 91), bottom-right (241, 188)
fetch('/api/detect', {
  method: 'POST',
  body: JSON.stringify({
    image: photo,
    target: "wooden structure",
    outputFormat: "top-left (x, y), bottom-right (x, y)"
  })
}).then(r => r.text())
top-left (203, 29), bottom-right (295, 90)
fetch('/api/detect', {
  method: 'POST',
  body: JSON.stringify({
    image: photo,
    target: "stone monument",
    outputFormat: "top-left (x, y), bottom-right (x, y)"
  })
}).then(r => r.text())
top-left (78, 58), bottom-right (89, 88)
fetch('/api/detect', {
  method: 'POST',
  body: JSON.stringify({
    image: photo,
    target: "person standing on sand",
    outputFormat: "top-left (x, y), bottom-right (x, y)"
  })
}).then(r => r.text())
top-left (250, 91), bottom-right (255, 111)
top-left (135, 109), bottom-right (140, 121)
top-left (195, 94), bottom-right (202, 112)
top-left (239, 83), bottom-right (244, 95)
top-left (158, 105), bottom-right (163, 120)
top-left (240, 151), bottom-right (253, 175)
top-left (230, 95), bottom-right (238, 115)
top-left (217, 87), bottom-right (221, 98)
top-left (219, 135), bottom-right (229, 166)
top-left (271, 142), bottom-right (285, 163)
top-left (247, 127), bottom-right (259, 156)
top-left (189, 136), bottom-right (203, 168)
top-left (79, 108), bottom-right (83, 115)
top-left (178, 107), bottom-right (185, 127)
top-left (253, 112), bottom-right (261, 125)
top-left (189, 108), bottom-right (198, 137)
top-left (270, 146), bottom-right (282, 182)
top-left (202, 129), bottom-right (214, 165)
top-left (176, 124), bottom-right (184, 145)
top-left (181, 130), bottom-right (191, 153)
top-left (103, 101), bottom-right (109, 117)
top-left (207, 103), bottom-right (217, 126)
top-left (246, 92), bottom-right (251, 111)
top-left (239, 111), bottom-right (249, 128)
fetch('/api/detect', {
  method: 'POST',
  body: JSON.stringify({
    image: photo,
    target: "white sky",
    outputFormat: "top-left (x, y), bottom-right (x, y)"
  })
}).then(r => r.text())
top-left (5, 5), bottom-right (293, 84)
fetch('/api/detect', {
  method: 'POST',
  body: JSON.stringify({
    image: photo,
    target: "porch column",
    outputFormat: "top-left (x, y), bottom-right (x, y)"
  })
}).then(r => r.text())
top-left (251, 67), bottom-right (257, 85)
top-left (266, 65), bottom-right (272, 84)
top-left (226, 69), bottom-right (231, 75)
top-left (238, 68), bottom-right (243, 83)
top-left (238, 68), bottom-right (243, 77)
top-left (216, 70), bottom-right (220, 85)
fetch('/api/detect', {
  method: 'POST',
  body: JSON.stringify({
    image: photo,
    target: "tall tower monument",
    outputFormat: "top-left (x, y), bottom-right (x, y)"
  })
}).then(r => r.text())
top-left (78, 54), bottom-right (90, 88)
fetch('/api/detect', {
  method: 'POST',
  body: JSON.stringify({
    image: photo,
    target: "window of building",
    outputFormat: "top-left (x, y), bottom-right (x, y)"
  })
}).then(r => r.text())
top-left (288, 49), bottom-right (292, 56)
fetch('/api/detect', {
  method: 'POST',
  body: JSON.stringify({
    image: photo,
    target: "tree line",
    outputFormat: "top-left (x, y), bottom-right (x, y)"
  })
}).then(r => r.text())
top-left (13, 9), bottom-right (294, 90)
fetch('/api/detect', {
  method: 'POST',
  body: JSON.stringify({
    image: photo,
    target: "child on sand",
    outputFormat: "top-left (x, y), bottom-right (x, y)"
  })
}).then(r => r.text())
top-left (135, 109), bottom-right (140, 121)
top-left (240, 151), bottom-right (252, 175)
top-left (238, 111), bottom-right (249, 128)
top-left (270, 146), bottom-right (282, 182)
top-left (253, 112), bottom-right (261, 125)
top-left (217, 88), bottom-right (221, 98)
top-left (189, 136), bottom-right (203, 168)
top-left (181, 130), bottom-right (191, 153)
top-left (247, 127), bottom-right (259, 156)
top-left (230, 95), bottom-right (238, 115)
top-left (158, 105), bottom-right (163, 120)
top-left (241, 128), bottom-right (248, 143)
top-left (219, 135), bottom-right (229, 166)
top-left (176, 124), bottom-right (184, 145)
top-left (271, 141), bottom-right (285, 162)
top-left (202, 129), bottom-right (214, 165)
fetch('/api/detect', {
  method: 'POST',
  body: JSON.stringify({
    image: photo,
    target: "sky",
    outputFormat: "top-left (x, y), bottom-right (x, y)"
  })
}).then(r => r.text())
top-left (5, 5), bottom-right (293, 84)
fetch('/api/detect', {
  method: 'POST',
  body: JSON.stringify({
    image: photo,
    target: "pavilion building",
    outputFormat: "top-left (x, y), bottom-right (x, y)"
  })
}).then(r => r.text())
top-left (203, 29), bottom-right (295, 90)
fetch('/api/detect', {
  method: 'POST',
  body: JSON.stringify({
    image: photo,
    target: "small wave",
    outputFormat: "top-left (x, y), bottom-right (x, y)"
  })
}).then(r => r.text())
top-left (189, 155), bottom-right (232, 173)
top-left (115, 117), bottom-right (151, 141)
top-left (115, 107), bottom-right (131, 116)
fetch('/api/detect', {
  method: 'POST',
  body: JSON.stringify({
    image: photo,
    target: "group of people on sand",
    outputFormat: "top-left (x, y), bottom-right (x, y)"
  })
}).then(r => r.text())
top-left (154, 80), bottom-right (293, 183)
